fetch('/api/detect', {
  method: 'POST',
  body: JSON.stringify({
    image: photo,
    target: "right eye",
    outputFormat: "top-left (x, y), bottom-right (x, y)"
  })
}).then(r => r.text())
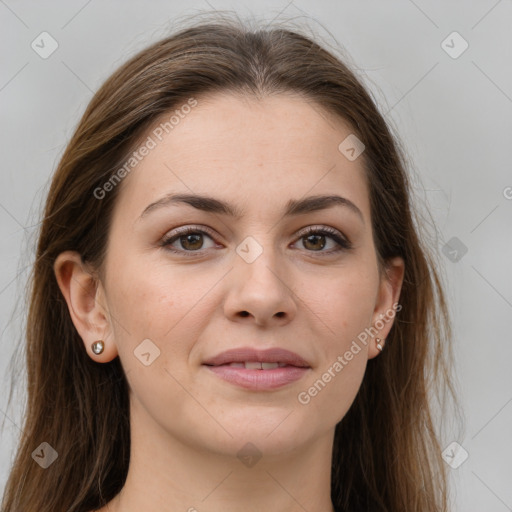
top-left (160, 226), bottom-right (219, 254)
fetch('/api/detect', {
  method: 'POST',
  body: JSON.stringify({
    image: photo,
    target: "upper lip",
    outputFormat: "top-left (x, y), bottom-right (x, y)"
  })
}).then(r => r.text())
top-left (202, 347), bottom-right (311, 368)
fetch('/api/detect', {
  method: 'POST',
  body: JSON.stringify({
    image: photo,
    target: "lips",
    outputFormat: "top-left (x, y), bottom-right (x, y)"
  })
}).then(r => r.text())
top-left (202, 347), bottom-right (311, 368)
top-left (202, 347), bottom-right (311, 390)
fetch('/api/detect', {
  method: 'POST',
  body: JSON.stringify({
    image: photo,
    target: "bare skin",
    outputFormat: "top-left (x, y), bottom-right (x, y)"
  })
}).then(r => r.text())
top-left (55, 92), bottom-right (404, 512)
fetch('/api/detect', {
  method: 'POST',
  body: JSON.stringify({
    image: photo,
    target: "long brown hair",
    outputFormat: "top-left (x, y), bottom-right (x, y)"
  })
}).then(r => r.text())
top-left (1, 12), bottom-right (461, 512)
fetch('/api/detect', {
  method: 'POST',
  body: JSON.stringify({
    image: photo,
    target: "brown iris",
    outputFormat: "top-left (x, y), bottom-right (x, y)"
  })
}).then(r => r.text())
top-left (180, 233), bottom-right (204, 250)
top-left (302, 233), bottom-right (326, 251)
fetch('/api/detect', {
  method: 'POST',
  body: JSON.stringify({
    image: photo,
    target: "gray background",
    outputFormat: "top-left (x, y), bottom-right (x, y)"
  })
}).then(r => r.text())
top-left (1, 1), bottom-right (511, 510)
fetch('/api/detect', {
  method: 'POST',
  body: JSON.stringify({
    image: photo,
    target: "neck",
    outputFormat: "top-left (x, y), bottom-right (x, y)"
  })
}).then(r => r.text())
top-left (108, 397), bottom-right (336, 512)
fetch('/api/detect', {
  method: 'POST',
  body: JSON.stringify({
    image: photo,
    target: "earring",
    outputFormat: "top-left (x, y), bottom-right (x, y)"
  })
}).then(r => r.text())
top-left (91, 340), bottom-right (105, 355)
top-left (376, 337), bottom-right (385, 352)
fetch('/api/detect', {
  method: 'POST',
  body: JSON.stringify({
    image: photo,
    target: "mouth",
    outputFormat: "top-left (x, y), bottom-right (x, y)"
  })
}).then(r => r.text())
top-left (213, 361), bottom-right (296, 369)
top-left (202, 347), bottom-right (311, 390)
top-left (202, 347), bottom-right (310, 367)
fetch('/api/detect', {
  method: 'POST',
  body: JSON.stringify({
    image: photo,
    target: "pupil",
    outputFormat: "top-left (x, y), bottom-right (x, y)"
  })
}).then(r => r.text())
top-left (305, 234), bottom-right (325, 250)
top-left (182, 233), bottom-right (202, 250)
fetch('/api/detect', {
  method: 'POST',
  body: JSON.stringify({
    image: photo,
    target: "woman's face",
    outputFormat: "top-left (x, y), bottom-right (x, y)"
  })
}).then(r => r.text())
top-left (95, 92), bottom-right (403, 457)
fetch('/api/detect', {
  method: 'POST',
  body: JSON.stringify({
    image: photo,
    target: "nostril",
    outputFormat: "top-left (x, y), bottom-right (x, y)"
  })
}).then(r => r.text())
top-left (240, 311), bottom-right (250, 317)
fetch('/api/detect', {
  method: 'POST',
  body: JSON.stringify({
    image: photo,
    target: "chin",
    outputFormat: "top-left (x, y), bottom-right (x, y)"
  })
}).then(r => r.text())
top-left (204, 411), bottom-right (316, 457)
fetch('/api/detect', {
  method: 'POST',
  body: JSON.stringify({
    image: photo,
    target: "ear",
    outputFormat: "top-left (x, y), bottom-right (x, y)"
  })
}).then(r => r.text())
top-left (367, 256), bottom-right (405, 359)
top-left (53, 250), bottom-right (118, 362)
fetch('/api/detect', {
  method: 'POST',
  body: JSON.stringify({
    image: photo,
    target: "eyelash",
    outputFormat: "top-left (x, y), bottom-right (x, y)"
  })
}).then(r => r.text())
top-left (159, 224), bottom-right (353, 257)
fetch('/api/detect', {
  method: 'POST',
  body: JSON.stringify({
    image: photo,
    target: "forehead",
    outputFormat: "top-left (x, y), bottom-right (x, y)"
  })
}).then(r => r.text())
top-left (114, 91), bottom-right (370, 221)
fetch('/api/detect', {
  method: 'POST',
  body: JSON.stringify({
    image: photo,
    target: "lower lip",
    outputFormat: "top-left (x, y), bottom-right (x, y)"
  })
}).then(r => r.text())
top-left (204, 365), bottom-right (310, 390)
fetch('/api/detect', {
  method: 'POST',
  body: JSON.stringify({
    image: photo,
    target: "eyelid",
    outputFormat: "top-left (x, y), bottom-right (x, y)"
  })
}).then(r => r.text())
top-left (295, 224), bottom-right (347, 241)
top-left (165, 224), bottom-right (217, 239)
top-left (160, 224), bottom-right (219, 251)
top-left (293, 225), bottom-right (353, 252)
top-left (160, 224), bottom-right (352, 254)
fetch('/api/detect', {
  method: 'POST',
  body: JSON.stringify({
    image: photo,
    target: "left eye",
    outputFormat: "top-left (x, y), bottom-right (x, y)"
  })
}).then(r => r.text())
top-left (298, 232), bottom-right (338, 251)
top-left (294, 227), bottom-right (352, 253)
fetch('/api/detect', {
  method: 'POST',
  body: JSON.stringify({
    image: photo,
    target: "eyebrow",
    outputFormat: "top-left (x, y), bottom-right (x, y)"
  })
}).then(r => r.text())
top-left (138, 192), bottom-right (364, 224)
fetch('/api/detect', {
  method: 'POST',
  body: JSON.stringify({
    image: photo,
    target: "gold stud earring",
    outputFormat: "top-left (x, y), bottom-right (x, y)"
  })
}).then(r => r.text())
top-left (91, 340), bottom-right (105, 355)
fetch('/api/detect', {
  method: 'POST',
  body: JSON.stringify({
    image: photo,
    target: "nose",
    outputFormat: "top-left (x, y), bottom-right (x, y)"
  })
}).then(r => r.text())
top-left (223, 249), bottom-right (297, 327)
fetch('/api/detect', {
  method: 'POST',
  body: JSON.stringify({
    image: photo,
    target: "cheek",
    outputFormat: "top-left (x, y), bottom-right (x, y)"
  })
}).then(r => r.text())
top-left (294, 267), bottom-right (377, 418)
top-left (104, 256), bottom-right (193, 356)
top-left (302, 264), bottom-right (378, 345)
top-left (105, 264), bottom-right (204, 416)
top-left (104, 254), bottom-right (223, 378)
top-left (298, 358), bottom-right (367, 425)
top-left (298, 316), bottom-right (370, 424)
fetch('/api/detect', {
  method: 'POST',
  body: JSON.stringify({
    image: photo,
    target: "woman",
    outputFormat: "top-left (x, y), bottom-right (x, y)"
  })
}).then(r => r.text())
top-left (1, 13), bottom-right (459, 512)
